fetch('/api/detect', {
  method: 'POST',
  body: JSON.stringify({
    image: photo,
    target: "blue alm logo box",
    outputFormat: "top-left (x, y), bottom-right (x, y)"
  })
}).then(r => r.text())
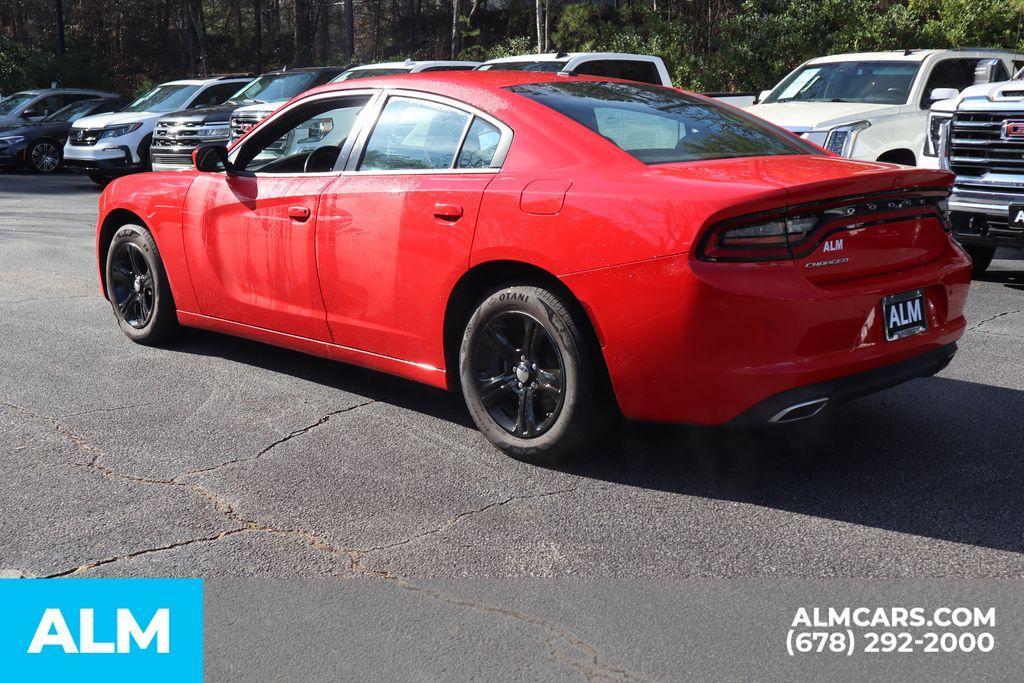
top-left (0, 578), bottom-right (202, 681)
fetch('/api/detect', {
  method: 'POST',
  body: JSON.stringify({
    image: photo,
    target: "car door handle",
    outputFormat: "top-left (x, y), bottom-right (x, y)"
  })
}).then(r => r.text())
top-left (433, 202), bottom-right (464, 222)
top-left (288, 206), bottom-right (311, 222)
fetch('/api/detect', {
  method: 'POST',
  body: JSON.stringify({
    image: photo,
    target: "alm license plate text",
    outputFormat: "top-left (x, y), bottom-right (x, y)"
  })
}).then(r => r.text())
top-left (882, 289), bottom-right (927, 341)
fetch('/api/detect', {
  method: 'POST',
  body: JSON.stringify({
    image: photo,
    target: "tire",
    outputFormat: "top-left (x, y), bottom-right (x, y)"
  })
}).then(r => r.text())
top-left (104, 223), bottom-right (178, 345)
top-left (459, 285), bottom-right (609, 464)
top-left (964, 245), bottom-right (995, 277)
top-left (86, 172), bottom-right (110, 187)
top-left (27, 140), bottom-right (62, 173)
top-left (138, 134), bottom-right (153, 172)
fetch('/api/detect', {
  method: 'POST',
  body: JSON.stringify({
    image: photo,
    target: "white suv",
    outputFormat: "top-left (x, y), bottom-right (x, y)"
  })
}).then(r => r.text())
top-left (477, 52), bottom-right (672, 87)
top-left (748, 49), bottom-right (1022, 166)
top-left (64, 75), bottom-right (251, 184)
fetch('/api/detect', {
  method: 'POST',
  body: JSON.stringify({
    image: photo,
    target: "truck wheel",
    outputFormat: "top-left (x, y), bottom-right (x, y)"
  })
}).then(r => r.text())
top-left (964, 245), bottom-right (995, 277)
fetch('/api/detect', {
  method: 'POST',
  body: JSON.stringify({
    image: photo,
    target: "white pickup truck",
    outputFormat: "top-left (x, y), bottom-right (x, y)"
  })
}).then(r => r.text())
top-left (929, 62), bottom-right (1024, 274)
top-left (748, 49), bottom-right (1022, 166)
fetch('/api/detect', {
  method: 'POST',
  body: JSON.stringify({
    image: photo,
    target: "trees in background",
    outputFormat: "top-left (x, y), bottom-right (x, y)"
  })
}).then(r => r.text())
top-left (1, 0), bottom-right (1022, 95)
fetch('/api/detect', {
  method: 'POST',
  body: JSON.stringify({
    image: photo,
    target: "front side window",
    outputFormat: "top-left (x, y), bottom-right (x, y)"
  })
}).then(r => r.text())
top-left (0, 93), bottom-right (35, 115)
top-left (511, 81), bottom-right (810, 165)
top-left (237, 96), bottom-right (369, 173)
top-left (764, 61), bottom-right (920, 105)
top-left (359, 97), bottom-right (471, 171)
top-left (195, 83), bottom-right (243, 108)
top-left (123, 85), bottom-right (201, 113)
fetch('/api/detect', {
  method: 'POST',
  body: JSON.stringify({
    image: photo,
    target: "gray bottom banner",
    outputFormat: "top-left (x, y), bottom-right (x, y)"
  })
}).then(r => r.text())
top-left (206, 579), bottom-right (1021, 681)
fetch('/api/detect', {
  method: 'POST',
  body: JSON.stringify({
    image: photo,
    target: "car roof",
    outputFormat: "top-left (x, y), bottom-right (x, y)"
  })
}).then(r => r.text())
top-left (346, 60), bottom-right (480, 70)
top-left (481, 52), bottom-right (655, 64)
top-left (9, 88), bottom-right (119, 96)
top-left (807, 49), bottom-right (1024, 64)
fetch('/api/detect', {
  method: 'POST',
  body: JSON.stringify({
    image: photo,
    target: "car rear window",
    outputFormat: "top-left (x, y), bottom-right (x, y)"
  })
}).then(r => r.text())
top-left (509, 81), bottom-right (812, 164)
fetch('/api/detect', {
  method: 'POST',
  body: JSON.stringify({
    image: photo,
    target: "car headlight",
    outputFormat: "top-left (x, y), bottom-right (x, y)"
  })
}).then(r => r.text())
top-left (0, 135), bottom-right (25, 146)
top-left (925, 112), bottom-right (953, 157)
top-left (299, 118), bottom-right (333, 143)
top-left (823, 120), bottom-right (871, 157)
top-left (100, 122), bottom-right (144, 139)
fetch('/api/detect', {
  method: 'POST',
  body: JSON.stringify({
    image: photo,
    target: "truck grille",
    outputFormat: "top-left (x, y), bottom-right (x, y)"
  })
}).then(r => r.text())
top-left (949, 111), bottom-right (1024, 176)
top-left (68, 129), bottom-right (103, 146)
top-left (152, 121), bottom-right (228, 148)
top-left (230, 113), bottom-right (262, 140)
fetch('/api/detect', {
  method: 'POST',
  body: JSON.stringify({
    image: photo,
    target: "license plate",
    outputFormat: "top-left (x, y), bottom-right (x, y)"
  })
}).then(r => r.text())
top-left (1009, 203), bottom-right (1024, 228)
top-left (882, 289), bottom-right (927, 341)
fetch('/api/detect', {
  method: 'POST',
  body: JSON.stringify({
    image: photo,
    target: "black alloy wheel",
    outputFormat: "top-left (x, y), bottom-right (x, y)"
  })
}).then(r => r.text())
top-left (459, 285), bottom-right (614, 463)
top-left (109, 242), bottom-right (155, 329)
top-left (471, 311), bottom-right (566, 438)
top-left (104, 223), bottom-right (178, 345)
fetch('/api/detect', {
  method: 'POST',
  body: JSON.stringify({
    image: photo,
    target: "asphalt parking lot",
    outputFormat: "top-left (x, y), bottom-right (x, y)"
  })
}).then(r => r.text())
top-left (2, 171), bottom-right (1023, 582)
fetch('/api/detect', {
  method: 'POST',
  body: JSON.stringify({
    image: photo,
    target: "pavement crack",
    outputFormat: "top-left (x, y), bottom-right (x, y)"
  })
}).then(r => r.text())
top-left (174, 400), bottom-right (375, 479)
top-left (44, 530), bottom-right (249, 578)
top-left (967, 308), bottom-right (1022, 331)
top-left (360, 486), bottom-right (580, 555)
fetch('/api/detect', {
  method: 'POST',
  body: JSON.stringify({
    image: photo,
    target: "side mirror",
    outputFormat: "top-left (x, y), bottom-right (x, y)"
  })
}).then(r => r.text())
top-left (193, 144), bottom-right (232, 173)
top-left (929, 87), bottom-right (959, 104)
top-left (755, 89), bottom-right (772, 104)
top-left (21, 108), bottom-right (40, 119)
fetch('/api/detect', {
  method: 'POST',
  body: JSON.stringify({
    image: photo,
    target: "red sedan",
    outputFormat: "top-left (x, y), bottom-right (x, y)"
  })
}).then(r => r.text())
top-left (95, 72), bottom-right (971, 463)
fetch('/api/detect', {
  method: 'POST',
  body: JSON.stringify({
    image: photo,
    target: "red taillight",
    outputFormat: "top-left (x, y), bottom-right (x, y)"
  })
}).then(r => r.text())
top-left (697, 191), bottom-right (950, 262)
top-left (699, 213), bottom-right (818, 262)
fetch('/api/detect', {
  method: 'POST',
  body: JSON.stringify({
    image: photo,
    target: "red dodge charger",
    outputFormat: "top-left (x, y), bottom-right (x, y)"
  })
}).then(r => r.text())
top-left (95, 71), bottom-right (971, 462)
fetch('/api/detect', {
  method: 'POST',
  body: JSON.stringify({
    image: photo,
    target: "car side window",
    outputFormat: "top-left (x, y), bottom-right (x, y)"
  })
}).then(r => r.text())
top-left (60, 93), bottom-right (95, 108)
top-left (576, 59), bottom-right (661, 85)
top-left (29, 95), bottom-right (63, 117)
top-left (195, 83), bottom-right (241, 107)
top-left (921, 59), bottom-right (980, 107)
top-left (236, 96), bottom-right (369, 174)
top-left (360, 97), bottom-right (472, 171)
top-left (456, 118), bottom-right (502, 168)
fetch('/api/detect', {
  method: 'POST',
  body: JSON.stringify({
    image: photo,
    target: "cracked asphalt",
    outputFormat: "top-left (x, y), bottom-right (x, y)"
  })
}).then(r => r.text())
top-left (1, 171), bottom-right (1024, 676)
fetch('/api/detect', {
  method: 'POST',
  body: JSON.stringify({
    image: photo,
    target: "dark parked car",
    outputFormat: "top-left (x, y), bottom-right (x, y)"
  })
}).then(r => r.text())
top-left (0, 88), bottom-right (119, 127)
top-left (0, 96), bottom-right (128, 173)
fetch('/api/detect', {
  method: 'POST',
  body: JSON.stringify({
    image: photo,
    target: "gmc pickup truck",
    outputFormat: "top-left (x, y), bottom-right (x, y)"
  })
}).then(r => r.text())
top-left (931, 61), bottom-right (1024, 274)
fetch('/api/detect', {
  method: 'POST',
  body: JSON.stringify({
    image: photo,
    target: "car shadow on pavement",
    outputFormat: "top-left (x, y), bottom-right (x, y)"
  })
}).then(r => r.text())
top-left (171, 328), bottom-right (1024, 556)
top-left (570, 377), bottom-right (1024, 556)
top-left (0, 171), bottom-right (100, 196)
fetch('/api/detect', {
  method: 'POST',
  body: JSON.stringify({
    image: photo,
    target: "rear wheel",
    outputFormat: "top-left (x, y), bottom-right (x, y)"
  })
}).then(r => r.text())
top-left (104, 224), bottom-right (178, 345)
top-left (964, 245), bottom-right (995, 277)
top-left (27, 140), bottom-right (61, 173)
top-left (459, 285), bottom-right (609, 464)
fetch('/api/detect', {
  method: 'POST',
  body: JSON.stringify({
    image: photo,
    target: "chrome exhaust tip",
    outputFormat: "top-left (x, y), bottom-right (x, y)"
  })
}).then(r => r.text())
top-left (768, 397), bottom-right (829, 423)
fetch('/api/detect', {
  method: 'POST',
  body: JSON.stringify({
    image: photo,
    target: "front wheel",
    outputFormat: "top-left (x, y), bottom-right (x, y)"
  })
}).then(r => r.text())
top-left (964, 245), bottom-right (995, 277)
top-left (104, 224), bottom-right (179, 345)
top-left (27, 140), bottom-right (62, 173)
top-left (459, 285), bottom-right (610, 464)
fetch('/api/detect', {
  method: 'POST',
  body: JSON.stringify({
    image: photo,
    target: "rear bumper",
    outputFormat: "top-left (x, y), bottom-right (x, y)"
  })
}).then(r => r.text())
top-left (728, 343), bottom-right (956, 425)
top-left (561, 239), bottom-right (971, 425)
